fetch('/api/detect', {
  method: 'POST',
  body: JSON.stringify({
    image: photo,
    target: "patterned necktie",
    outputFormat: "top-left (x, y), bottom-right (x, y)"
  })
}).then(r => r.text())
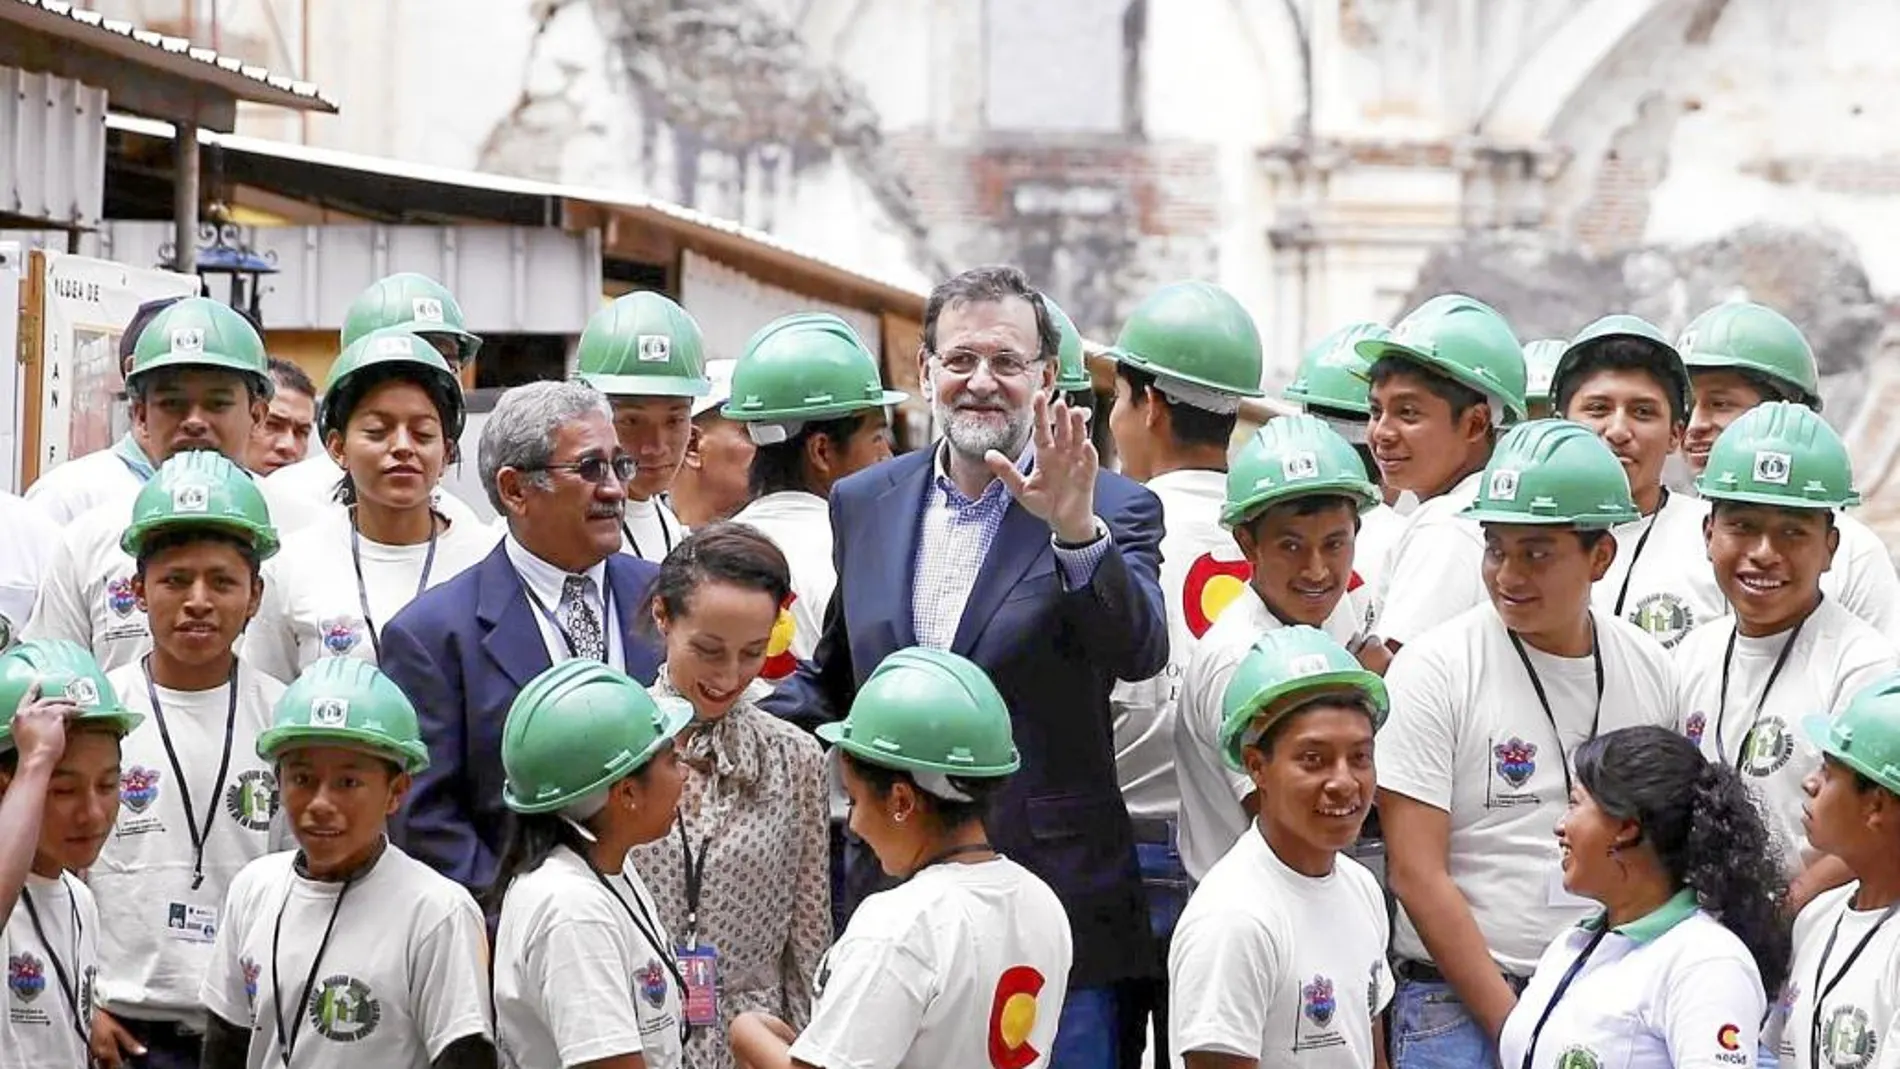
top-left (558, 574), bottom-right (606, 662)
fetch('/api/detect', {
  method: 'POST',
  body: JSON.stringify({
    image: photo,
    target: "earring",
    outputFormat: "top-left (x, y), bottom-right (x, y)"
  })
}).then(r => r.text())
top-left (894, 811), bottom-right (908, 824)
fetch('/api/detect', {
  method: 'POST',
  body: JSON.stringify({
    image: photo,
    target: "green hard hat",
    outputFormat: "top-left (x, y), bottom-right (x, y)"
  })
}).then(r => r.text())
top-left (1218, 626), bottom-right (1387, 771)
top-left (257, 658), bottom-right (430, 773)
top-left (1356, 294), bottom-right (1528, 422)
top-left (722, 313), bottom-right (907, 429)
top-left (1104, 281), bottom-right (1265, 399)
top-left (1805, 670), bottom-right (1900, 796)
top-left (574, 291), bottom-right (710, 398)
top-left (120, 451), bottom-right (280, 560)
top-left (501, 660), bottom-right (694, 814)
top-left (1044, 295), bottom-right (1092, 393)
top-left (1551, 315), bottom-right (1690, 419)
top-left (1460, 419), bottom-right (1640, 529)
top-left (321, 327), bottom-right (468, 442)
top-left (126, 297), bottom-right (272, 398)
top-left (340, 273), bottom-right (481, 367)
top-left (816, 648), bottom-right (1020, 778)
top-left (0, 640), bottom-right (143, 750)
top-left (1695, 401), bottom-right (1857, 509)
top-left (1221, 414), bottom-right (1380, 529)
top-left (1283, 323), bottom-right (1388, 417)
top-left (1677, 301), bottom-right (1821, 410)
top-left (1522, 339), bottom-right (1566, 405)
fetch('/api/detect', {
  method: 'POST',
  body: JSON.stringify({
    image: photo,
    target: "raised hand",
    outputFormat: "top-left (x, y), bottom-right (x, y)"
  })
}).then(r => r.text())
top-left (985, 393), bottom-right (1100, 544)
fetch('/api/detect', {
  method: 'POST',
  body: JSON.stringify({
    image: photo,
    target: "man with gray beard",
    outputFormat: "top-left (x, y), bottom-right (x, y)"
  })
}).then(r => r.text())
top-left (764, 265), bottom-right (1169, 1069)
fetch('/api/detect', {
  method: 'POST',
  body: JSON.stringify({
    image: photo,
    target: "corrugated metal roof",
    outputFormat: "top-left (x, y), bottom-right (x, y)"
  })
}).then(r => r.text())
top-left (5, 0), bottom-right (335, 112)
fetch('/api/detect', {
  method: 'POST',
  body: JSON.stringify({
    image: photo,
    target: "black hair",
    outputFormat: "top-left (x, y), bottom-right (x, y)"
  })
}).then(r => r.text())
top-left (839, 749), bottom-right (1005, 831)
top-left (642, 522), bottom-right (792, 638)
top-left (133, 526), bottom-right (263, 580)
top-left (129, 363), bottom-right (272, 405)
top-left (268, 358), bottom-right (317, 400)
top-left (1237, 493), bottom-right (1364, 540)
top-left (746, 412), bottom-right (874, 499)
top-left (1576, 529), bottom-right (1613, 552)
top-left (1553, 339), bottom-right (1689, 424)
top-left (1708, 499), bottom-right (1838, 533)
top-left (1368, 355), bottom-right (1489, 422)
top-left (1574, 726), bottom-right (1791, 998)
top-left (481, 757), bottom-right (668, 912)
top-left (1114, 365), bottom-right (1238, 451)
top-left (1246, 691), bottom-right (1381, 759)
top-left (1691, 366), bottom-right (1798, 407)
top-left (323, 362), bottom-right (465, 506)
top-left (922, 266), bottom-right (1059, 362)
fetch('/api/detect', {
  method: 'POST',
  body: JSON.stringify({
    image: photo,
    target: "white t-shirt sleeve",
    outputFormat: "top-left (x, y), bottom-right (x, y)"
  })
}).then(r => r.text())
top-left (1374, 643), bottom-right (1459, 810)
top-left (407, 896), bottom-right (495, 1058)
top-left (1182, 641), bottom-right (1255, 804)
top-left (1833, 638), bottom-right (1900, 716)
top-left (1658, 950), bottom-right (1764, 1069)
top-left (21, 527), bottom-right (93, 647)
top-left (243, 559), bottom-right (302, 684)
top-left (1168, 908), bottom-right (1283, 1058)
top-left (1834, 525), bottom-right (1900, 646)
top-left (200, 868), bottom-right (256, 1027)
top-left (530, 916), bottom-right (647, 1064)
top-left (1377, 521), bottom-right (1485, 647)
top-left (789, 935), bottom-right (933, 1069)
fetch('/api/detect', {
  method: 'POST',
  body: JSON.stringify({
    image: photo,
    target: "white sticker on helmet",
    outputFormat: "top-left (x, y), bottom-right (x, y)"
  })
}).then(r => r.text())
top-left (374, 335), bottom-right (412, 356)
top-left (172, 484), bottom-right (210, 513)
top-left (1282, 451), bottom-right (1320, 481)
top-left (1488, 469), bottom-right (1520, 502)
top-left (411, 297), bottom-right (445, 323)
top-left (637, 334), bottom-right (672, 363)
top-left (1286, 653), bottom-right (1332, 677)
top-left (1753, 450), bottom-right (1792, 486)
top-left (169, 327), bottom-right (206, 356)
top-left (66, 677), bottom-right (99, 707)
top-left (309, 698), bottom-right (350, 728)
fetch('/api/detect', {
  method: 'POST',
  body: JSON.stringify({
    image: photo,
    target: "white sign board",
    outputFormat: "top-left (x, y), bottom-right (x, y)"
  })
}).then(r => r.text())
top-left (0, 243), bottom-right (22, 493)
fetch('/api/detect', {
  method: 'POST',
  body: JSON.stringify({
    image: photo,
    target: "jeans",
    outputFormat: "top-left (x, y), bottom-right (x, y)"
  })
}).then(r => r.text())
top-left (1758, 1042), bottom-right (1781, 1069)
top-left (1391, 978), bottom-right (1497, 1069)
top-left (1133, 829), bottom-right (1191, 1068)
top-left (1052, 985), bottom-right (1119, 1069)
top-left (117, 1017), bottom-right (204, 1069)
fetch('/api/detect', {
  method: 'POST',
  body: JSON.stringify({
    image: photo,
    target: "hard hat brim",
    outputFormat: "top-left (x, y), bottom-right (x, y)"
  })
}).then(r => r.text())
top-left (722, 389), bottom-right (909, 424)
top-left (255, 727), bottom-right (430, 774)
top-left (1103, 347), bottom-right (1267, 398)
top-left (578, 372), bottom-right (713, 399)
top-left (1220, 479), bottom-right (1381, 530)
top-left (1460, 505), bottom-right (1638, 529)
top-left (1801, 712), bottom-right (1900, 795)
top-left (1354, 340), bottom-right (1529, 421)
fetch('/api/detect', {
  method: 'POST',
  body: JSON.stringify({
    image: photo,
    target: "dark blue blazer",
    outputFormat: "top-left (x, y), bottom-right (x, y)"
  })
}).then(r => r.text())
top-left (379, 541), bottom-right (664, 893)
top-left (762, 448), bottom-right (1168, 987)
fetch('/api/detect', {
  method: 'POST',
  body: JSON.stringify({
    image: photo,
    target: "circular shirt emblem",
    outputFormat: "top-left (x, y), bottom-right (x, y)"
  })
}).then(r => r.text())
top-left (106, 576), bottom-right (138, 618)
top-left (0, 612), bottom-right (12, 651)
top-left (307, 975), bottom-right (381, 1043)
top-left (1739, 717), bottom-right (1796, 778)
top-left (1628, 592), bottom-right (1694, 648)
top-left (319, 616), bottom-right (363, 656)
top-left (1555, 1046), bottom-right (1602, 1069)
top-left (223, 770), bottom-right (278, 831)
top-left (637, 959), bottom-right (668, 1009)
top-left (1821, 1005), bottom-right (1876, 1068)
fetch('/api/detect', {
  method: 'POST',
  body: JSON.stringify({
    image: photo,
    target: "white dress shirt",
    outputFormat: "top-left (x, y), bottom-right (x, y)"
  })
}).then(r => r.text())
top-left (503, 535), bottom-right (625, 672)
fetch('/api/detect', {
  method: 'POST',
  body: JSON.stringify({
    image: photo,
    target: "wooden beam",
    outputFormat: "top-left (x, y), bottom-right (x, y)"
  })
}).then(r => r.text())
top-left (0, 32), bottom-right (238, 130)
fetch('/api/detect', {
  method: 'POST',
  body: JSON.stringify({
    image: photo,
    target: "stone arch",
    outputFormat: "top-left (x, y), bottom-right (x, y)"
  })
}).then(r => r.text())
top-left (1477, 0), bottom-right (1677, 143)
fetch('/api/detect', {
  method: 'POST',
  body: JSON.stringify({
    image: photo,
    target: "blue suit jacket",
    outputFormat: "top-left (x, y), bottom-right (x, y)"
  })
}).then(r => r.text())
top-left (380, 542), bottom-right (664, 893)
top-left (762, 448), bottom-right (1168, 987)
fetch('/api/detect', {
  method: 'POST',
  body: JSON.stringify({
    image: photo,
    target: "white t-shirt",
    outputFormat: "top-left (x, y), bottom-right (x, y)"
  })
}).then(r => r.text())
top-left (24, 446), bottom-right (143, 526)
top-left (92, 660), bottom-right (285, 1024)
top-left (23, 487), bottom-right (151, 672)
top-left (1675, 597), bottom-right (1898, 874)
top-left (259, 453), bottom-right (487, 539)
top-left (243, 509), bottom-right (497, 681)
top-left (1823, 514), bottom-right (1900, 649)
top-left (1498, 898), bottom-right (1765, 1069)
top-left (201, 845), bottom-right (493, 1069)
top-left (1377, 604), bottom-right (1678, 973)
top-left (731, 490), bottom-right (834, 667)
top-left (1594, 491), bottom-right (1727, 650)
top-left (0, 492), bottom-right (60, 647)
top-left (621, 495), bottom-right (686, 562)
top-left (0, 872), bottom-right (100, 1069)
top-left (494, 846), bottom-right (684, 1069)
top-left (1777, 883), bottom-right (1900, 1069)
top-left (1113, 469), bottom-right (1234, 822)
top-left (1168, 829), bottom-right (1392, 1068)
top-left (1374, 471), bottom-right (1487, 646)
top-left (1173, 585), bottom-right (1362, 882)
top-left (789, 857), bottom-right (1073, 1069)
top-left (1347, 500), bottom-right (1410, 633)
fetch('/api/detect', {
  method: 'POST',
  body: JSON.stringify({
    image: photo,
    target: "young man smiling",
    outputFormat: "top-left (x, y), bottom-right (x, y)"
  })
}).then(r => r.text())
top-left (1674, 402), bottom-right (1896, 913)
top-left (1358, 294), bottom-right (1528, 650)
top-left (1173, 414), bottom-right (1380, 883)
top-left (1376, 420), bottom-right (1676, 1069)
top-left (1169, 626), bottom-right (1393, 1069)
top-left (87, 452), bottom-right (288, 1069)
top-left (1678, 300), bottom-right (1900, 644)
top-left (1552, 314), bottom-right (1725, 648)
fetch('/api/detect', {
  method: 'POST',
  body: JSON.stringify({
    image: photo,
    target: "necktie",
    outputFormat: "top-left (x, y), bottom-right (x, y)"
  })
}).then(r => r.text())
top-left (559, 574), bottom-right (606, 662)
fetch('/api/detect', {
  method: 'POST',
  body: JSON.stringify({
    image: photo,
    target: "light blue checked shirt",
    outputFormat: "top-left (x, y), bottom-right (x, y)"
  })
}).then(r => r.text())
top-left (911, 443), bottom-right (1112, 649)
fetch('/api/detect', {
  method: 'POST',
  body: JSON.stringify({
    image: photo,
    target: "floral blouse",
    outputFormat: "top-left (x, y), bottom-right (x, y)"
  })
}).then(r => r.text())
top-left (630, 671), bottom-right (832, 1069)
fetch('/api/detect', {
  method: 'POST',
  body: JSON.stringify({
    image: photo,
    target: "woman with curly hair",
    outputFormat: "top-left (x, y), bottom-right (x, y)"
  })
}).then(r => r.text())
top-left (1498, 725), bottom-right (1790, 1069)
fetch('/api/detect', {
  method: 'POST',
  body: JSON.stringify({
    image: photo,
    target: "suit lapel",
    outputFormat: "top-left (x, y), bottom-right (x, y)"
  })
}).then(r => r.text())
top-left (950, 499), bottom-right (1048, 654)
top-left (474, 544), bottom-right (553, 690)
top-left (605, 558), bottom-right (662, 681)
top-left (869, 453), bottom-right (934, 651)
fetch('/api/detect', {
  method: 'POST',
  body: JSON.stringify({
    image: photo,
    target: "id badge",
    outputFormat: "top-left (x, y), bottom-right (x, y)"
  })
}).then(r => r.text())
top-left (166, 902), bottom-right (219, 943)
top-left (678, 944), bottom-right (719, 1028)
top-left (1547, 865), bottom-right (1594, 909)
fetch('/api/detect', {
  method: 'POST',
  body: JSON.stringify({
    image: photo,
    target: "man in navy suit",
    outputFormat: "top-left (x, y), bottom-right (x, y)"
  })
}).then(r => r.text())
top-left (381, 380), bottom-right (664, 894)
top-left (765, 265), bottom-right (1169, 1069)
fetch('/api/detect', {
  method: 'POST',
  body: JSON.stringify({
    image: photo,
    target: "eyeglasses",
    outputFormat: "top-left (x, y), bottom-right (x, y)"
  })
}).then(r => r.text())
top-left (930, 348), bottom-right (1043, 380)
top-left (534, 454), bottom-right (637, 485)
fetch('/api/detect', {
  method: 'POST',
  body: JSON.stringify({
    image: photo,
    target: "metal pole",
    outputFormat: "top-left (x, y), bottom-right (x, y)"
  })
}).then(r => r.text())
top-left (173, 125), bottom-right (199, 273)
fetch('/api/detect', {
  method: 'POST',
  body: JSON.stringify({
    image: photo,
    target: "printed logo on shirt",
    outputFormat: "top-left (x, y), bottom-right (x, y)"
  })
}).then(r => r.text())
top-left (1629, 592), bottom-right (1694, 649)
top-left (1684, 711), bottom-right (1707, 747)
top-left (1292, 974), bottom-right (1345, 1051)
top-left (307, 975), bottom-right (382, 1043)
top-left (1183, 554), bottom-right (1253, 639)
top-left (1487, 468), bottom-right (1521, 502)
top-left (241, 957), bottom-right (261, 1008)
top-left (1367, 960), bottom-right (1382, 1019)
top-left (1717, 1023), bottom-right (1740, 1051)
top-left (120, 765), bottom-right (162, 815)
top-left (1738, 717), bottom-right (1795, 778)
top-left (80, 964), bottom-right (96, 1024)
top-left (0, 613), bottom-right (13, 652)
top-left (1555, 1046), bottom-right (1601, 1069)
top-left (762, 593), bottom-right (800, 681)
top-left (106, 576), bottom-right (138, 618)
top-left (987, 965), bottom-right (1047, 1069)
top-left (411, 297), bottom-right (445, 324)
top-left (224, 769), bottom-right (279, 831)
top-left (1753, 450), bottom-right (1793, 486)
top-left (1491, 736), bottom-right (1539, 796)
top-left (637, 334), bottom-right (672, 363)
top-left (638, 959), bottom-right (668, 1008)
top-left (320, 616), bottom-right (365, 656)
top-left (813, 951), bottom-right (832, 1000)
top-left (1820, 1004), bottom-right (1876, 1068)
top-left (7, 952), bottom-right (45, 1003)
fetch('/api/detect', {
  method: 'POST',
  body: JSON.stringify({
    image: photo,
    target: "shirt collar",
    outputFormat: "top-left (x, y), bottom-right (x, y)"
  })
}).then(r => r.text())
top-left (1581, 888), bottom-right (1699, 944)
top-left (932, 440), bottom-right (1035, 505)
top-left (112, 433), bottom-right (158, 482)
top-left (503, 534), bottom-right (609, 608)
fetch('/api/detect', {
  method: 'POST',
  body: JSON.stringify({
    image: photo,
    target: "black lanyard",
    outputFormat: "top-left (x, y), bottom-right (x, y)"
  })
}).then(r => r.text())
top-left (1611, 489), bottom-right (1669, 617)
top-left (269, 869), bottom-right (356, 1067)
top-left (517, 574), bottom-right (616, 664)
top-left (677, 818), bottom-right (712, 950)
top-left (1507, 623), bottom-right (1604, 801)
top-left (142, 657), bottom-right (241, 890)
top-left (348, 514), bottom-right (439, 663)
top-left (905, 842), bottom-right (996, 882)
top-left (622, 509), bottom-right (677, 562)
top-left (1521, 926), bottom-right (1608, 1069)
top-left (582, 858), bottom-right (691, 1041)
top-left (21, 878), bottom-right (89, 1049)
top-left (1809, 901), bottom-right (1899, 1069)
top-left (1713, 615), bottom-right (1808, 773)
